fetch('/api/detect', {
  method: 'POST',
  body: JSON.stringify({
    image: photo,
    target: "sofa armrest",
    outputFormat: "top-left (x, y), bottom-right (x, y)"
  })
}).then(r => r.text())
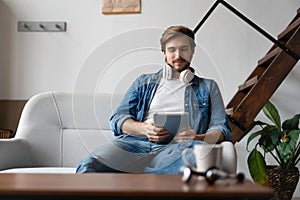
top-left (0, 138), bottom-right (33, 171)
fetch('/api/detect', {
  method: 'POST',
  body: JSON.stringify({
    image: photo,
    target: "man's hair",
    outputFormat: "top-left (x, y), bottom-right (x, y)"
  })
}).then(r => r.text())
top-left (160, 25), bottom-right (196, 52)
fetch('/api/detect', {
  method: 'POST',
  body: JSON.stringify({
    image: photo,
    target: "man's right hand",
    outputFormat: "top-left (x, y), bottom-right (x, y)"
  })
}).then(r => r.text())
top-left (121, 119), bottom-right (169, 142)
top-left (143, 122), bottom-right (169, 142)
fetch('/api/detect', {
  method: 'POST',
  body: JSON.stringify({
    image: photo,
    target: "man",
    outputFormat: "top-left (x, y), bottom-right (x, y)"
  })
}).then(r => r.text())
top-left (76, 25), bottom-right (231, 174)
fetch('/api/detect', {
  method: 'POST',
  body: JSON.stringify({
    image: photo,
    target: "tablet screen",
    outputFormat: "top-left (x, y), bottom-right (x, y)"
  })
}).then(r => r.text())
top-left (153, 112), bottom-right (189, 144)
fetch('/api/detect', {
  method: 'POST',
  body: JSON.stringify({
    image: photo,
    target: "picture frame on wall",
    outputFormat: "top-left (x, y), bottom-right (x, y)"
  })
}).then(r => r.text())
top-left (102, 0), bottom-right (141, 14)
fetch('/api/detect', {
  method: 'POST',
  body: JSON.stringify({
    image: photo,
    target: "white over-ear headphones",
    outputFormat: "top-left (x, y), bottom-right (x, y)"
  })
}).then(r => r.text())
top-left (163, 64), bottom-right (194, 83)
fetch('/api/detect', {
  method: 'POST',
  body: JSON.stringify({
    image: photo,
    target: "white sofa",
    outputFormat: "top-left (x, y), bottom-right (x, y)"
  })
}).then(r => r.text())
top-left (0, 91), bottom-right (237, 174)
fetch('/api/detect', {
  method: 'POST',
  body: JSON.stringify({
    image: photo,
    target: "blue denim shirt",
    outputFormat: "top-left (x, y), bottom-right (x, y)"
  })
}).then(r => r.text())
top-left (110, 69), bottom-right (232, 141)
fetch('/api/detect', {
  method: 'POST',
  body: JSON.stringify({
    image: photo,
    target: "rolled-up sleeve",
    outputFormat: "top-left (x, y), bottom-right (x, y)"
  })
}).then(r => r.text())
top-left (109, 76), bottom-right (143, 136)
top-left (206, 80), bottom-right (232, 141)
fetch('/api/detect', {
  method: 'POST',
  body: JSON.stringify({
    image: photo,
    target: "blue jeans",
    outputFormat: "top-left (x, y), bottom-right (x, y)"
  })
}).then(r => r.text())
top-left (76, 135), bottom-right (204, 174)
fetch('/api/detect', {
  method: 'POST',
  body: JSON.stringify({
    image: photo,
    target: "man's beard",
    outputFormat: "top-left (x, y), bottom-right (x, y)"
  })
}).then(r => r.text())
top-left (165, 58), bottom-right (191, 73)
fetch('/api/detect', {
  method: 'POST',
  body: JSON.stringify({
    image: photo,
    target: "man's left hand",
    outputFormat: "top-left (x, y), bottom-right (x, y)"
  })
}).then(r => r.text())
top-left (173, 128), bottom-right (196, 142)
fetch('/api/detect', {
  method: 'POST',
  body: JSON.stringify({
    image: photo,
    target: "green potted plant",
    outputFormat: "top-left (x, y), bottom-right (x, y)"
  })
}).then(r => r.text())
top-left (245, 100), bottom-right (300, 200)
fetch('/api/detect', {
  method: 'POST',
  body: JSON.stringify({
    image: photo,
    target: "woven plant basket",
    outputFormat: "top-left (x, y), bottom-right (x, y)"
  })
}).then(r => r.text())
top-left (267, 165), bottom-right (299, 200)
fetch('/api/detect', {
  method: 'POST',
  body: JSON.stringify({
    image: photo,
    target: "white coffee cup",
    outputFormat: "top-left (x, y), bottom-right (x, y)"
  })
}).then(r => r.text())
top-left (182, 144), bottom-right (223, 172)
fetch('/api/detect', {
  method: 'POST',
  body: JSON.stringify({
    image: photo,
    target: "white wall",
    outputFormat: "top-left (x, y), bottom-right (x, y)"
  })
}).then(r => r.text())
top-left (1, 0), bottom-right (299, 197)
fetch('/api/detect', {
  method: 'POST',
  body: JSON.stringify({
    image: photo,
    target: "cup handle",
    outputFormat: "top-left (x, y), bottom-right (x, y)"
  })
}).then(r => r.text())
top-left (182, 148), bottom-right (197, 171)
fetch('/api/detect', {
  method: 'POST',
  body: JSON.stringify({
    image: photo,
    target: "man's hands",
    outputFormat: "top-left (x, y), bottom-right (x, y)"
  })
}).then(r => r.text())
top-left (121, 119), bottom-right (169, 142)
top-left (122, 119), bottom-right (224, 143)
top-left (143, 123), bottom-right (169, 142)
top-left (194, 130), bottom-right (224, 144)
top-left (173, 128), bottom-right (196, 142)
top-left (122, 118), bottom-right (197, 143)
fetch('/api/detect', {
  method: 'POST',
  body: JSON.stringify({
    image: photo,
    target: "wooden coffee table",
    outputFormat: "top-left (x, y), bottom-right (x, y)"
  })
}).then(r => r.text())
top-left (0, 173), bottom-right (273, 199)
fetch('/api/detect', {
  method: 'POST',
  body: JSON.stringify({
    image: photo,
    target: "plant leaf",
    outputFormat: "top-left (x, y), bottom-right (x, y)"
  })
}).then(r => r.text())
top-left (282, 114), bottom-right (300, 131)
top-left (247, 148), bottom-right (268, 185)
top-left (245, 120), bottom-right (268, 135)
top-left (246, 129), bottom-right (264, 152)
top-left (279, 130), bottom-right (300, 168)
top-left (292, 142), bottom-right (300, 167)
top-left (258, 126), bottom-right (280, 152)
top-left (262, 101), bottom-right (281, 131)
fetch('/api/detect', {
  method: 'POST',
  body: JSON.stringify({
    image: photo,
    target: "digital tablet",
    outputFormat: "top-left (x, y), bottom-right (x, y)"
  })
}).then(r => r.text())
top-left (153, 112), bottom-right (189, 144)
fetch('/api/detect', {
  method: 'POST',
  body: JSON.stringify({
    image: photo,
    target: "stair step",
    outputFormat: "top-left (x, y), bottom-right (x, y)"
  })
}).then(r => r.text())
top-left (291, 8), bottom-right (300, 24)
top-left (226, 108), bottom-right (234, 116)
top-left (295, 7), bottom-right (300, 19)
top-left (278, 17), bottom-right (300, 41)
top-left (238, 76), bottom-right (258, 91)
top-left (258, 47), bottom-right (281, 66)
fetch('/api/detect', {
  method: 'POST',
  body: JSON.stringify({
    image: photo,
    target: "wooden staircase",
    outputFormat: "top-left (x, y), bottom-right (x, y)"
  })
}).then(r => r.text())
top-left (226, 8), bottom-right (300, 143)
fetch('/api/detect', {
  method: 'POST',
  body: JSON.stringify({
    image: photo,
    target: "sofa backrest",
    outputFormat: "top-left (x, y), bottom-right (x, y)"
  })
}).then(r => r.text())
top-left (15, 91), bottom-right (123, 167)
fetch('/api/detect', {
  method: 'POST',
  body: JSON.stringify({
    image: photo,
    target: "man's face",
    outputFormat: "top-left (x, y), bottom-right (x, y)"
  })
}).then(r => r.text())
top-left (163, 35), bottom-right (194, 72)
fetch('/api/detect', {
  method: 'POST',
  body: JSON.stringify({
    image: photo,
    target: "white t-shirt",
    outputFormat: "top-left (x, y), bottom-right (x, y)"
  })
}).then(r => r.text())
top-left (143, 78), bottom-right (191, 123)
